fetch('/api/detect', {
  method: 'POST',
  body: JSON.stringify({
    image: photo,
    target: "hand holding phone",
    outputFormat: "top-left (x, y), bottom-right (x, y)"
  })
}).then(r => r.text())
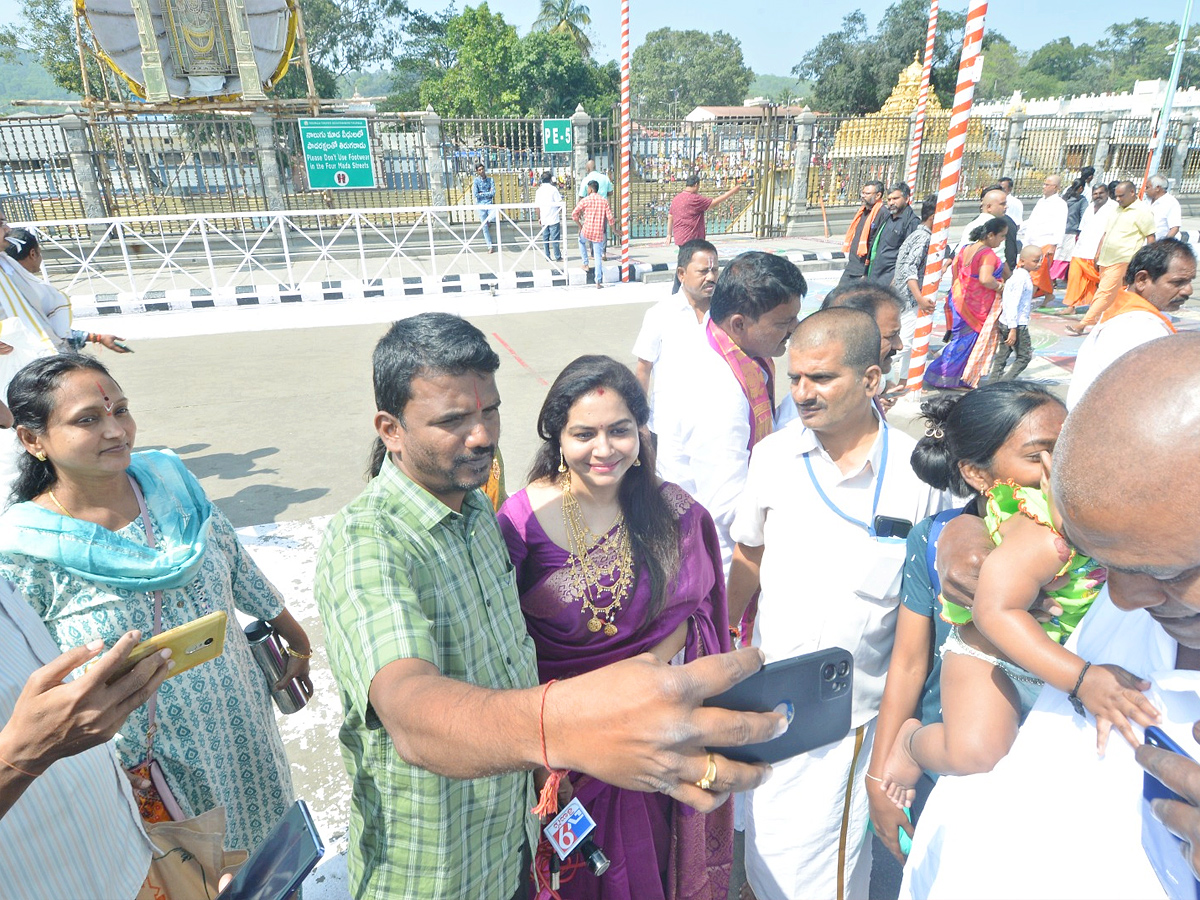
top-left (218, 800), bottom-right (324, 900)
top-left (1139, 726), bottom-right (1200, 900)
top-left (703, 648), bottom-right (853, 764)
top-left (107, 611), bottom-right (227, 684)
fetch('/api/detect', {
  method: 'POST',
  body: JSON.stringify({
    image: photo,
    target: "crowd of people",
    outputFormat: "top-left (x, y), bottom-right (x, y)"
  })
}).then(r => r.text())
top-left (1, 163), bottom-right (1200, 900)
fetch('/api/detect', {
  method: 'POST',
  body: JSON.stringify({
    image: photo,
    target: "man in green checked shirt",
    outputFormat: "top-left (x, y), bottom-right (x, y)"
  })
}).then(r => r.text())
top-left (315, 312), bottom-right (783, 900)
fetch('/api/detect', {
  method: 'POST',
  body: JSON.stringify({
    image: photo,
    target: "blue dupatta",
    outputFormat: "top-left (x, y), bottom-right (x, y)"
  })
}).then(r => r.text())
top-left (0, 450), bottom-right (212, 591)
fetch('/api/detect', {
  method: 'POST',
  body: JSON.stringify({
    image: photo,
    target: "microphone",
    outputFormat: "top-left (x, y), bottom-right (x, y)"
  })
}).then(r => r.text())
top-left (544, 797), bottom-right (610, 879)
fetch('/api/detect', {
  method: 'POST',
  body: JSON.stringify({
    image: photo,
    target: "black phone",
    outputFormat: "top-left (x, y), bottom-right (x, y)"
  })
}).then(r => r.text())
top-left (702, 648), bottom-right (853, 764)
top-left (219, 800), bottom-right (325, 900)
top-left (873, 515), bottom-right (913, 539)
top-left (1142, 726), bottom-right (1200, 900)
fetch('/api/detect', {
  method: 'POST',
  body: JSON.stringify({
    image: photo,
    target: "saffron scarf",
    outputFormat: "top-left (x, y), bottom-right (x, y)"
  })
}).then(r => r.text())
top-left (705, 319), bottom-right (774, 450)
top-left (842, 201), bottom-right (883, 259)
top-left (0, 450), bottom-right (213, 591)
top-left (1098, 288), bottom-right (1178, 333)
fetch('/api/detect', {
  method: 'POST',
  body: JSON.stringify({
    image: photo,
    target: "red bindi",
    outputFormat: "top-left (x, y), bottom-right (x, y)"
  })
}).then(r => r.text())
top-left (597, 387), bottom-right (605, 396)
top-left (95, 381), bottom-right (114, 415)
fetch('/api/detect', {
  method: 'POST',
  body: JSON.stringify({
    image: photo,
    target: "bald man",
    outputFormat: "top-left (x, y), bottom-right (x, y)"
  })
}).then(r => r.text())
top-left (902, 333), bottom-right (1200, 899)
top-left (1018, 174), bottom-right (1068, 299)
top-left (959, 187), bottom-right (1018, 273)
top-left (1067, 238), bottom-right (1195, 409)
top-left (728, 308), bottom-right (947, 900)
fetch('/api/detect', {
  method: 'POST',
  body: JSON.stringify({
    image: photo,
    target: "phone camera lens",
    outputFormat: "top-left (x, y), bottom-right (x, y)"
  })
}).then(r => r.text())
top-left (822, 663), bottom-right (836, 681)
top-left (837, 661), bottom-right (849, 677)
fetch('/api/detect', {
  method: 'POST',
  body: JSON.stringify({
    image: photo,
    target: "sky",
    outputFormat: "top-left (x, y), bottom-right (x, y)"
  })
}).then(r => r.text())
top-left (411, 0), bottom-right (1200, 77)
top-left (2, 0), bottom-right (1197, 79)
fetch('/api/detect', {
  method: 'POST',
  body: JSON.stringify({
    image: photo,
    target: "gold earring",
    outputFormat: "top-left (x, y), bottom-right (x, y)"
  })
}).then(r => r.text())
top-left (34, 451), bottom-right (46, 462)
top-left (558, 450), bottom-right (567, 474)
top-left (633, 458), bottom-right (641, 467)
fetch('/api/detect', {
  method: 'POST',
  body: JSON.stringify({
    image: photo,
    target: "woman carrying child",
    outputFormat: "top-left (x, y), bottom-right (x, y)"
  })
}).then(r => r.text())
top-left (879, 382), bottom-right (1160, 810)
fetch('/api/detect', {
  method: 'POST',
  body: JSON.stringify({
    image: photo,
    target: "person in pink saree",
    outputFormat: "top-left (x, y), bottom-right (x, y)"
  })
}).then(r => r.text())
top-left (498, 355), bottom-right (733, 900)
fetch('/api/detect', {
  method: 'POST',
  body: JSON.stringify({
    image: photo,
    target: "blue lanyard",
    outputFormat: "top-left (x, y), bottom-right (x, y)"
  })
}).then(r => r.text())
top-left (802, 425), bottom-right (888, 537)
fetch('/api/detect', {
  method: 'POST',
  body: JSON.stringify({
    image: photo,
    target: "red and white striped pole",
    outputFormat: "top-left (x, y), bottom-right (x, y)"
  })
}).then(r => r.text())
top-left (905, 0), bottom-right (987, 392)
top-left (618, 0), bottom-right (632, 282)
top-left (905, 0), bottom-right (939, 192)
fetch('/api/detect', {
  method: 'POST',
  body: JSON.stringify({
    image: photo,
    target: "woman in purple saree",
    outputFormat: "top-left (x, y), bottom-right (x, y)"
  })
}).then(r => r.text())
top-left (498, 355), bottom-right (732, 900)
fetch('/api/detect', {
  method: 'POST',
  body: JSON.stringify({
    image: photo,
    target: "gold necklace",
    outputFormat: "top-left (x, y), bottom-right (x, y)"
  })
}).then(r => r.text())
top-left (46, 490), bottom-right (74, 518)
top-left (560, 474), bottom-right (632, 637)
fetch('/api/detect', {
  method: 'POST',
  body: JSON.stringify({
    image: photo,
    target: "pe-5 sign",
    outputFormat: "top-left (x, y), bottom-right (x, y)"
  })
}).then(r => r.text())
top-left (542, 119), bottom-right (573, 154)
top-left (299, 118), bottom-right (376, 189)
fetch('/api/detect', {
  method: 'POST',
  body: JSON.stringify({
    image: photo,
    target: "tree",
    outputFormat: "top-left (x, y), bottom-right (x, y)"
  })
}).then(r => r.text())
top-left (417, 3), bottom-right (522, 116)
top-left (1095, 19), bottom-right (1200, 90)
top-left (513, 30), bottom-right (616, 116)
top-left (532, 0), bottom-right (592, 58)
top-left (0, 0), bottom-right (113, 99)
top-left (630, 28), bottom-right (753, 116)
top-left (793, 11), bottom-right (878, 115)
top-left (385, 5), bottom-right (456, 110)
top-left (794, 1), bottom-right (966, 115)
top-left (975, 35), bottom-right (1023, 102)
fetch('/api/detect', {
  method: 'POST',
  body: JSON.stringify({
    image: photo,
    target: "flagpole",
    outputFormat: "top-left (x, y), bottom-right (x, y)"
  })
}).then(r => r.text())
top-left (905, 0), bottom-right (988, 392)
top-left (618, 0), bottom-right (632, 281)
top-left (905, 0), bottom-right (939, 192)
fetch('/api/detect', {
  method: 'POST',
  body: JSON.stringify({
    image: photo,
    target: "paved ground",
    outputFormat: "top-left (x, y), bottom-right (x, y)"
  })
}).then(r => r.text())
top-left (69, 232), bottom-right (1200, 897)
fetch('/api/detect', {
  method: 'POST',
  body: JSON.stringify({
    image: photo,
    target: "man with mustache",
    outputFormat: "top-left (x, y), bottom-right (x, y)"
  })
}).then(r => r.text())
top-left (1066, 238), bottom-right (1194, 409)
top-left (727, 308), bottom-right (947, 900)
top-left (315, 312), bottom-right (783, 900)
top-left (902, 332), bottom-right (1200, 898)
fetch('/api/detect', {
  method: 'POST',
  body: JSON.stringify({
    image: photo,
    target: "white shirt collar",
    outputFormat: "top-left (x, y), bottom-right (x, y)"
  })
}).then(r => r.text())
top-left (788, 404), bottom-right (886, 480)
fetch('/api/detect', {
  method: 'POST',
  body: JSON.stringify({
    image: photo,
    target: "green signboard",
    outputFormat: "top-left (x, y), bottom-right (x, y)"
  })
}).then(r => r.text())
top-left (542, 118), bottom-right (573, 154)
top-left (298, 118), bottom-right (375, 190)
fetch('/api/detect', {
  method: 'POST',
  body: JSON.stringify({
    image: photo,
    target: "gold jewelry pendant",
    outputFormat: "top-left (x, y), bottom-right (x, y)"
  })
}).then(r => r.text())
top-left (587, 616), bottom-right (602, 632)
top-left (603, 622), bottom-right (618, 637)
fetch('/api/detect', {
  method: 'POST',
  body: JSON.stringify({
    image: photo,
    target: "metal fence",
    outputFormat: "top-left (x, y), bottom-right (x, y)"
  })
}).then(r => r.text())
top-left (4, 107), bottom-right (1200, 240)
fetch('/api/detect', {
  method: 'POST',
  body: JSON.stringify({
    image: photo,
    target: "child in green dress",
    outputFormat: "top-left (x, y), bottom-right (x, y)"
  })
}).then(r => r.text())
top-left (882, 387), bottom-right (1160, 810)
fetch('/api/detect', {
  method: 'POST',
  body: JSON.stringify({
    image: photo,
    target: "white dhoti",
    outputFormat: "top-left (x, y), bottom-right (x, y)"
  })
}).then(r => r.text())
top-left (746, 720), bottom-right (875, 900)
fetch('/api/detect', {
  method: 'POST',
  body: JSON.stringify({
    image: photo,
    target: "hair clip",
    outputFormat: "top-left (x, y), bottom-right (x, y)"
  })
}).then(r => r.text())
top-left (925, 426), bottom-right (945, 439)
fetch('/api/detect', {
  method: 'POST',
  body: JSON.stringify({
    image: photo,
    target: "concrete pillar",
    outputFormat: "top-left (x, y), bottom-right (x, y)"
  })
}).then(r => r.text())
top-left (1170, 114), bottom-right (1195, 189)
top-left (785, 108), bottom-right (817, 236)
top-left (1093, 111), bottom-right (1116, 181)
top-left (421, 106), bottom-right (447, 207)
top-left (570, 104), bottom-right (592, 190)
top-left (250, 112), bottom-right (285, 211)
top-left (1001, 110), bottom-right (1026, 178)
top-left (60, 115), bottom-right (108, 222)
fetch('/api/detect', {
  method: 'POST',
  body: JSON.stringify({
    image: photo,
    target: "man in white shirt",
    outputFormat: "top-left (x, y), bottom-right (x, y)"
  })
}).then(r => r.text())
top-left (1147, 174), bottom-right (1182, 241)
top-left (998, 176), bottom-right (1023, 228)
top-left (1067, 238), bottom-right (1194, 409)
top-left (1065, 183), bottom-right (1119, 311)
top-left (1018, 174), bottom-right (1068, 299)
top-left (654, 251), bottom-right (805, 575)
top-left (0, 582), bottom-right (172, 899)
top-left (902, 332), bottom-right (1200, 900)
top-left (534, 170), bottom-right (564, 262)
top-left (727, 308), bottom-right (946, 900)
top-left (633, 240), bottom-right (717, 439)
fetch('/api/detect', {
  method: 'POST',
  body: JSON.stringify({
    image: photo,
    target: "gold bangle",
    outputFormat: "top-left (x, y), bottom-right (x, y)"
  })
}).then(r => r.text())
top-left (285, 646), bottom-right (312, 659)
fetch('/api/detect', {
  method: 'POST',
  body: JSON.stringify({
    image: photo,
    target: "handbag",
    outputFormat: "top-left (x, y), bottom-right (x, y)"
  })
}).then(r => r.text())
top-left (125, 474), bottom-right (187, 824)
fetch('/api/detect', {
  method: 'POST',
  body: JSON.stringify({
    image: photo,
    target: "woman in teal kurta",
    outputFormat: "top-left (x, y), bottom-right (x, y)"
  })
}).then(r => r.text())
top-left (0, 354), bottom-right (312, 851)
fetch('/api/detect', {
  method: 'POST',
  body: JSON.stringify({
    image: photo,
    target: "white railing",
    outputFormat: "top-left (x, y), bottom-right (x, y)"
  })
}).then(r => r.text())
top-left (20, 203), bottom-right (576, 302)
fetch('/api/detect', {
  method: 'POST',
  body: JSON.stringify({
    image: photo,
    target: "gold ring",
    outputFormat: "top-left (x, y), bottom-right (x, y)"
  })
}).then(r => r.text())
top-left (694, 752), bottom-right (718, 791)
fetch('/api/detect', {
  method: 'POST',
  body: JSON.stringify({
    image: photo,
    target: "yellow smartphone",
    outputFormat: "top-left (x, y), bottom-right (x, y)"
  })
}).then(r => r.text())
top-left (107, 611), bottom-right (228, 683)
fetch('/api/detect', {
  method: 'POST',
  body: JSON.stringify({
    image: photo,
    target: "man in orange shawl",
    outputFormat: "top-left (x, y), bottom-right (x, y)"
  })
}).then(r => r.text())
top-left (1065, 183), bottom-right (1117, 309)
top-left (1066, 238), bottom-right (1194, 409)
top-left (838, 181), bottom-right (885, 287)
top-left (1017, 174), bottom-right (1067, 299)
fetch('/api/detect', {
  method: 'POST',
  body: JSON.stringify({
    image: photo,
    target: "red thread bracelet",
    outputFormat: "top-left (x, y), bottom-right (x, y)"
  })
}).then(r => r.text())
top-left (531, 679), bottom-right (568, 818)
top-left (0, 752), bottom-right (38, 779)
